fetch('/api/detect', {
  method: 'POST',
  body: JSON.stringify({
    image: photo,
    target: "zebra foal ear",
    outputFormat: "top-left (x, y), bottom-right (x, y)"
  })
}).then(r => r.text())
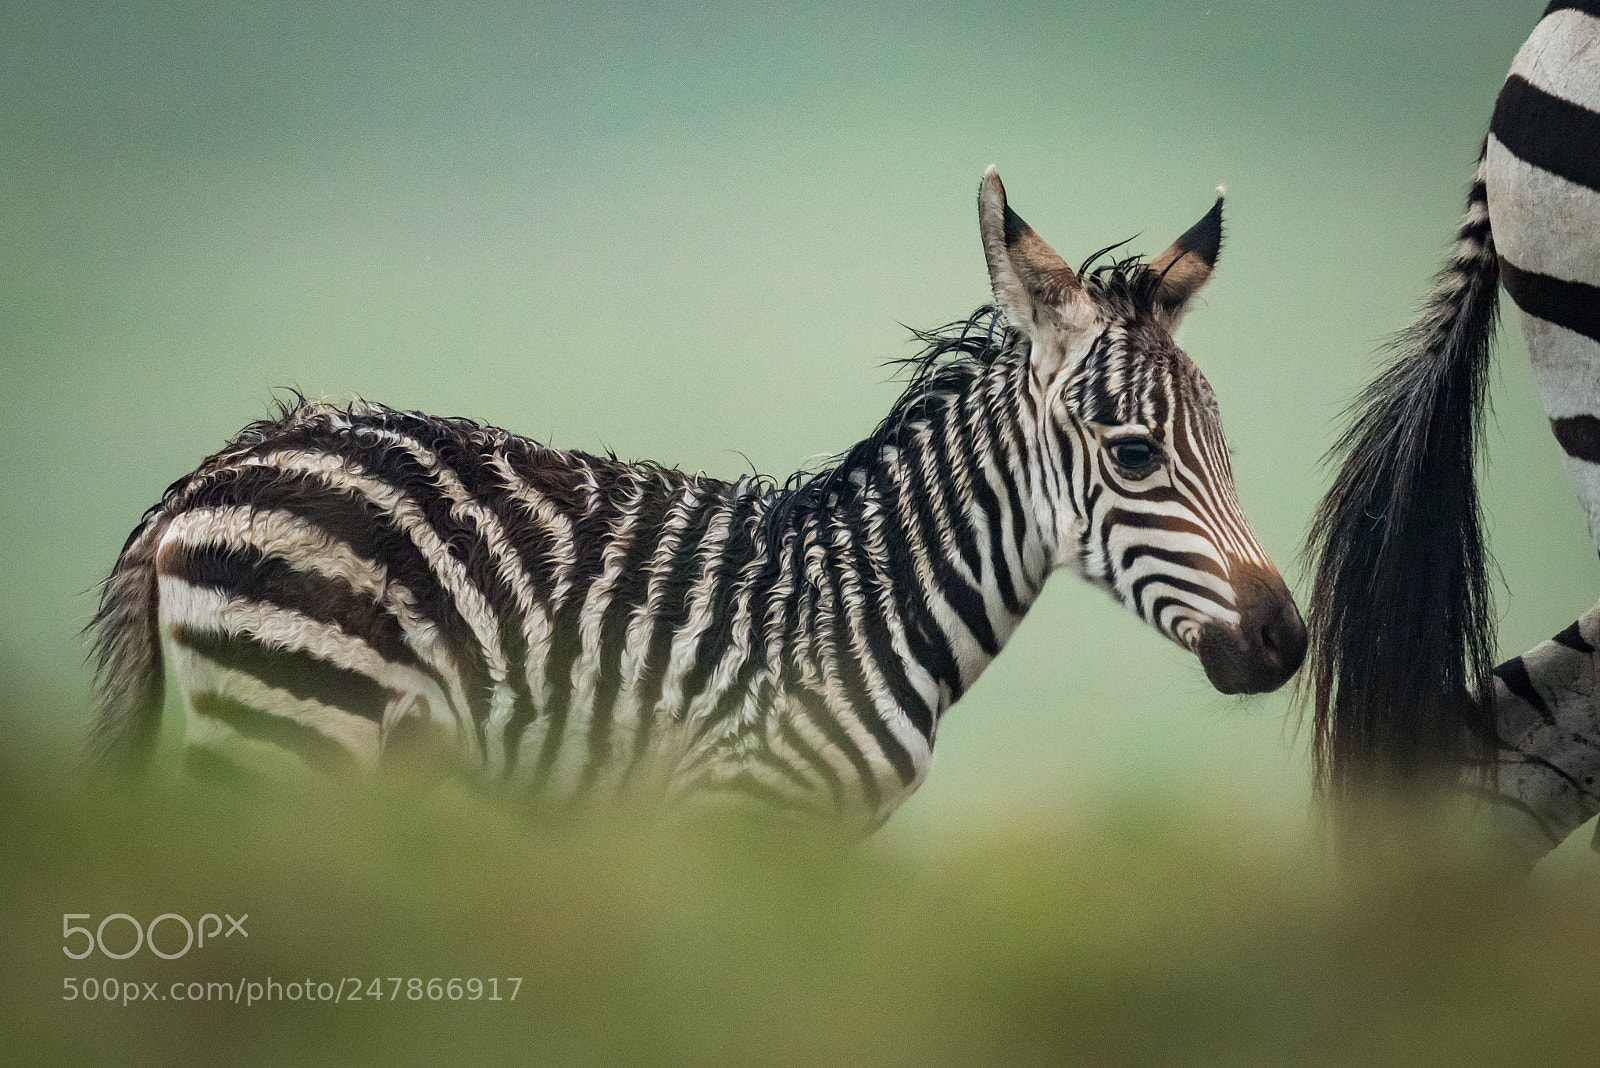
top-left (1149, 190), bottom-right (1224, 327)
top-left (977, 167), bottom-right (1088, 336)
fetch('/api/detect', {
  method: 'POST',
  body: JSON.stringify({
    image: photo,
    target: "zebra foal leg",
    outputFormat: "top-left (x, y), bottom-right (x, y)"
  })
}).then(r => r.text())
top-left (1479, 602), bottom-right (1600, 864)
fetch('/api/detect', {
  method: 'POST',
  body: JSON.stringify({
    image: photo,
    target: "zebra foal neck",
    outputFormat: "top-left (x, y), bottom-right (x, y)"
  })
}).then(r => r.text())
top-left (90, 172), bottom-right (1304, 827)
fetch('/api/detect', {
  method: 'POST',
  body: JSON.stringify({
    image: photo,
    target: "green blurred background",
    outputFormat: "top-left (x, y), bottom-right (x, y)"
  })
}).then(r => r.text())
top-left (3, 0), bottom-right (1595, 840)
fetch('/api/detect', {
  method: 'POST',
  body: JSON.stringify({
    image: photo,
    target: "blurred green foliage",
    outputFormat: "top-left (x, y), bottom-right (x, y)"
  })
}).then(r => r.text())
top-left (4, 742), bottom-right (1596, 1068)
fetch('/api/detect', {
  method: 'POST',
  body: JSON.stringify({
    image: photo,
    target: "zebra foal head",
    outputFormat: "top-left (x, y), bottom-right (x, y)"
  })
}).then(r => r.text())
top-left (979, 168), bottom-right (1304, 694)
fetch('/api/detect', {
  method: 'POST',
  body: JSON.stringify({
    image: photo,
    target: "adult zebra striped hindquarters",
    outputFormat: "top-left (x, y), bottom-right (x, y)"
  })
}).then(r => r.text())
top-left (1305, 2), bottom-right (1600, 862)
top-left (88, 169), bottom-right (1306, 829)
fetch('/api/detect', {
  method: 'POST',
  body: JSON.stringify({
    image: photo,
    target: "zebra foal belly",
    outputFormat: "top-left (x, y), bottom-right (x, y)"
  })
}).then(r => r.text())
top-left (144, 502), bottom-right (925, 825)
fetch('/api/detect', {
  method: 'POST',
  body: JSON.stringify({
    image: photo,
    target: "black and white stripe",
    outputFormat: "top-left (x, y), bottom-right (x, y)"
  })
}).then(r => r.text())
top-left (89, 171), bottom-right (1305, 827)
top-left (1489, 1), bottom-right (1600, 541)
top-left (1306, 2), bottom-right (1600, 860)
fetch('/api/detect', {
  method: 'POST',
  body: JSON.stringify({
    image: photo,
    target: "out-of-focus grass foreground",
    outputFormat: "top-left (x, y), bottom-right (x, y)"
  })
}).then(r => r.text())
top-left (2, 749), bottom-right (1598, 1068)
top-left (8, 1), bottom-right (1600, 1064)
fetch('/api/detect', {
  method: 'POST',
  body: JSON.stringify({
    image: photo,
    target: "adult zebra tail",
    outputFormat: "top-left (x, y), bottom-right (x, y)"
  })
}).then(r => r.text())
top-left (1304, 146), bottom-right (1501, 804)
top-left (85, 508), bottom-right (172, 767)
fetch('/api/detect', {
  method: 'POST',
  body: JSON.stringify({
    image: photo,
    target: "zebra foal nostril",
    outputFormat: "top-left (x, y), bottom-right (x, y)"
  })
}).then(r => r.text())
top-left (1262, 603), bottom-right (1308, 678)
top-left (1195, 563), bottom-right (1306, 694)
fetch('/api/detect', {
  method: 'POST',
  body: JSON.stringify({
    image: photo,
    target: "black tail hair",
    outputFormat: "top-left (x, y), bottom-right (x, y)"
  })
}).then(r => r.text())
top-left (85, 508), bottom-right (171, 767)
top-left (1304, 146), bottom-right (1501, 802)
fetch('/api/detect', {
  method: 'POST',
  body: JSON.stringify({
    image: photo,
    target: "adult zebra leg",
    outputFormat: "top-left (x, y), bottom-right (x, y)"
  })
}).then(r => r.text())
top-left (1477, 603), bottom-right (1600, 867)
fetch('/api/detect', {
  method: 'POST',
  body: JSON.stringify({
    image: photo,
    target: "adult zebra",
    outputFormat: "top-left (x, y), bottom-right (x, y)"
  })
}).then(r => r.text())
top-left (90, 169), bottom-right (1306, 828)
top-left (1306, 2), bottom-right (1600, 862)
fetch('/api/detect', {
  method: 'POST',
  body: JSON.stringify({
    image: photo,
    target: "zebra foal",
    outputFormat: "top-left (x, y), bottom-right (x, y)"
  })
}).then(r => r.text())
top-left (91, 169), bottom-right (1306, 827)
top-left (1306, 2), bottom-right (1600, 861)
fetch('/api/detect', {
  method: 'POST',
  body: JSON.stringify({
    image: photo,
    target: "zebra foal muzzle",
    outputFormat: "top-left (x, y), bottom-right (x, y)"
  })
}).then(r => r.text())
top-left (1196, 563), bottom-right (1306, 695)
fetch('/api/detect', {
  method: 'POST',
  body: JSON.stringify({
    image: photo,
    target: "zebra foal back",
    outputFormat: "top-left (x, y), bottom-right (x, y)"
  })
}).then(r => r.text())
top-left (120, 400), bottom-right (761, 794)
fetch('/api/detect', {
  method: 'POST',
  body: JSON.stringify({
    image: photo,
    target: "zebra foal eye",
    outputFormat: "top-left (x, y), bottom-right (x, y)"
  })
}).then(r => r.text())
top-left (1108, 436), bottom-right (1157, 472)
